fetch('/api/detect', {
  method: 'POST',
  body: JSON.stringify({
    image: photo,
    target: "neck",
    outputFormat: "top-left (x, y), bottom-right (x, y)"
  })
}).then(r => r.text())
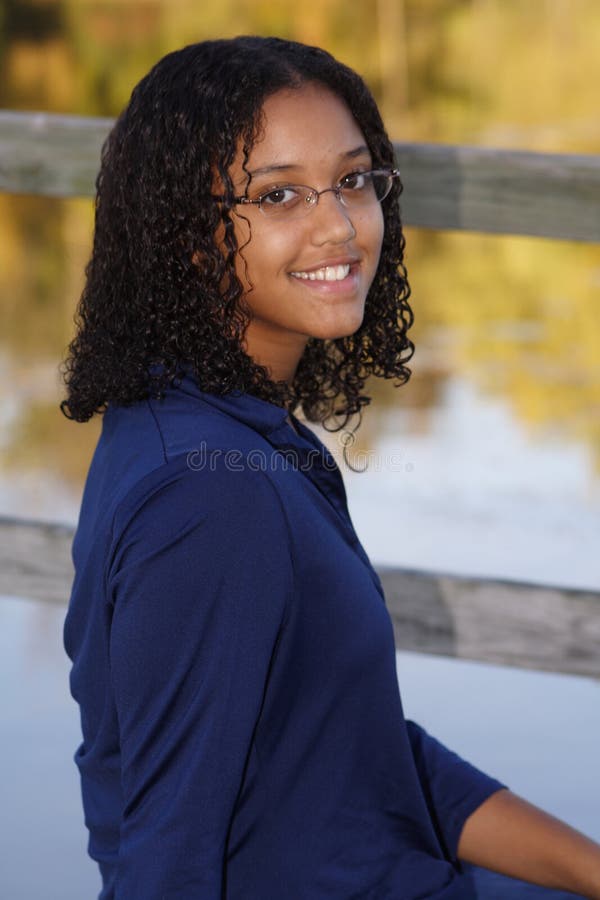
top-left (243, 327), bottom-right (308, 385)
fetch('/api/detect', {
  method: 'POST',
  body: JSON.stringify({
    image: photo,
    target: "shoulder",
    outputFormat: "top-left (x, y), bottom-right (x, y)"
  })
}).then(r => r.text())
top-left (105, 453), bottom-right (295, 625)
top-left (94, 385), bottom-right (278, 512)
top-left (110, 450), bottom-right (292, 561)
top-left (87, 384), bottom-right (296, 563)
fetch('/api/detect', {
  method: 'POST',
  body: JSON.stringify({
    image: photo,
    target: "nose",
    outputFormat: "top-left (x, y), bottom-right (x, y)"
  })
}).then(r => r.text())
top-left (309, 189), bottom-right (356, 246)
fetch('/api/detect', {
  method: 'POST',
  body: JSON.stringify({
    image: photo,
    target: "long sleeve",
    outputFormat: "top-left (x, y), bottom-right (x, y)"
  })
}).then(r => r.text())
top-left (406, 719), bottom-right (507, 861)
top-left (106, 461), bottom-right (293, 898)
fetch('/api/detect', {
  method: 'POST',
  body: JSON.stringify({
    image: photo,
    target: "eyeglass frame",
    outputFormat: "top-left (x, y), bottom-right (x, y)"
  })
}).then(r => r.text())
top-left (216, 168), bottom-right (401, 218)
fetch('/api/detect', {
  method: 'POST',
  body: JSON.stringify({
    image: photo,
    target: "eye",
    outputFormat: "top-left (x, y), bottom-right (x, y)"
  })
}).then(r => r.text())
top-left (339, 171), bottom-right (369, 191)
top-left (260, 186), bottom-right (302, 209)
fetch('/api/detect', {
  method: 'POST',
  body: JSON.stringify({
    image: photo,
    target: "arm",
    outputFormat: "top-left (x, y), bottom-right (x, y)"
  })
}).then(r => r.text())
top-left (406, 720), bottom-right (507, 859)
top-left (107, 461), bottom-right (293, 899)
top-left (458, 788), bottom-right (600, 899)
top-left (407, 720), bottom-right (600, 896)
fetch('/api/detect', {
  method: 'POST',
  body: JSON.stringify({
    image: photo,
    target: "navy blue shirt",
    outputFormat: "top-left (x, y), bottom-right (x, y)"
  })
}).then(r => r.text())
top-left (64, 376), bottom-right (504, 899)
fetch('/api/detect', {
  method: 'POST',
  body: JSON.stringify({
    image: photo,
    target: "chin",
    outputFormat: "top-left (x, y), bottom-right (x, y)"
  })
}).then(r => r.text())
top-left (310, 309), bottom-right (365, 341)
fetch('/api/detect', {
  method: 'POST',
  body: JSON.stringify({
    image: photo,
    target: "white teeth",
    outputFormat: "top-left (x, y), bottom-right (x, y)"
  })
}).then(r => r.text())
top-left (291, 264), bottom-right (351, 282)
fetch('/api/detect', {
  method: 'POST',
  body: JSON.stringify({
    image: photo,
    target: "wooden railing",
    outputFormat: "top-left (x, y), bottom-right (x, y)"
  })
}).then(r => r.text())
top-left (1, 110), bottom-right (599, 679)
top-left (1, 110), bottom-right (599, 241)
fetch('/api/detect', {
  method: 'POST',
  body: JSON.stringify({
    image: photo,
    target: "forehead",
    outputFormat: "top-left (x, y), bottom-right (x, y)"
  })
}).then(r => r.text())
top-left (238, 83), bottom-right (369, 176)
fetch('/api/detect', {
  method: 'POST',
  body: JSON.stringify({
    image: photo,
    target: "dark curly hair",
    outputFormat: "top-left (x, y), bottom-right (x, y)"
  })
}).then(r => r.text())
top-left (61, 35), bottom-right (414, 429)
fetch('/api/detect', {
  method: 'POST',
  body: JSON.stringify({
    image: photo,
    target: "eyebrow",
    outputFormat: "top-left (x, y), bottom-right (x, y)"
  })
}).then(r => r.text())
top-left (247, 144), bottom-right (371, 179)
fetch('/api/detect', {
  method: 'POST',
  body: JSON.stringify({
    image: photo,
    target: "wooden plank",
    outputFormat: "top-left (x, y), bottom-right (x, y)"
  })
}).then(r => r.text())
top-left (1, 516), bottom-right (599, 678)
top-left (0, 111), bottom-right (599, 241)
top-left (379, 568), bottom-right (600, 680)
top-left (394, 142), bottom-right (600, 243)
top-left (0, 517), bottom-right (75, 606)
top-left (0, 110), bottom-right (112, 198)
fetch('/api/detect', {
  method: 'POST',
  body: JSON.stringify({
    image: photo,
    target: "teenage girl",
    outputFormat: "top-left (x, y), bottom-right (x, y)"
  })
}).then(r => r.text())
top-left (62, 36), bottom-right (600, 899)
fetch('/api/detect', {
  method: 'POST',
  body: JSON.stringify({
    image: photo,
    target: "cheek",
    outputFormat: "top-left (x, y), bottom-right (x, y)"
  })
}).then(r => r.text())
top-left (233, 215), bottom-right (300, 288)
top-left (373, 206), bottom-right (385, 254)
top-left (361, 206), bottom-right (385, 277)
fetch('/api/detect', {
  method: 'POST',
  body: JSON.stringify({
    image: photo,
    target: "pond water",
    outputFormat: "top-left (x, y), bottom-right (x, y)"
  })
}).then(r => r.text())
top-left (1, 594), bottom-right (598, 899)
top-left (319, 373), bottom-right (600, 591)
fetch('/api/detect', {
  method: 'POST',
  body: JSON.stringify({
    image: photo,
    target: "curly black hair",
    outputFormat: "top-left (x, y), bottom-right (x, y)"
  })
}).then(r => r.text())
top-left (61, 36), bottom-right (414, 429)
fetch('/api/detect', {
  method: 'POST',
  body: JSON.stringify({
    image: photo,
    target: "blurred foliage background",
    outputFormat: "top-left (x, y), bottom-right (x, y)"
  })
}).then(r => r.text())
top-left (0, 0), bottom-right (599, 499)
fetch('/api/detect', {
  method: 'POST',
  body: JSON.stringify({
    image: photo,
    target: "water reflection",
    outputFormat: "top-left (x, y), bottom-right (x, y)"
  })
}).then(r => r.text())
top-left (403, 228), bottom-right (600, 471)
top-left (1, 595), bottom-right (101, 899)
top-left (332, 375), bottom-right (600, 590)
top-left (396, 651), bottom-right (600, 843)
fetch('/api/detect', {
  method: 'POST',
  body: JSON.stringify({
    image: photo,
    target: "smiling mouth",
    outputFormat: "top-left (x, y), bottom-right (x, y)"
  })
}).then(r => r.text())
top-left (290, 264), bottom-right (351, 282)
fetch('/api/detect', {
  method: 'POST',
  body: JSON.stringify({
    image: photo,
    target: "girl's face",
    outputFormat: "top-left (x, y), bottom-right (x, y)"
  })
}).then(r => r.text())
top-left (228, 83), bottom-right (385, 383)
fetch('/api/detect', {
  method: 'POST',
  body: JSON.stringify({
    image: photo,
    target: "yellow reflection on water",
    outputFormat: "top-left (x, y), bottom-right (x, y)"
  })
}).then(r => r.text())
top-left (405, 229), bottom-right (600, 468)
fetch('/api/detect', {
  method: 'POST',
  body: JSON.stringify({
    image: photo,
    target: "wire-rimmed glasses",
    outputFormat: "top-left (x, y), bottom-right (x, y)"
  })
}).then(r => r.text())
top-left (227, 168), bottom-right (400, 221)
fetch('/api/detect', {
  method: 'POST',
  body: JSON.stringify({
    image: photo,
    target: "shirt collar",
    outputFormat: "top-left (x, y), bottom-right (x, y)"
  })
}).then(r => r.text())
top-left (177, 374), bottom-right (290, 438)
